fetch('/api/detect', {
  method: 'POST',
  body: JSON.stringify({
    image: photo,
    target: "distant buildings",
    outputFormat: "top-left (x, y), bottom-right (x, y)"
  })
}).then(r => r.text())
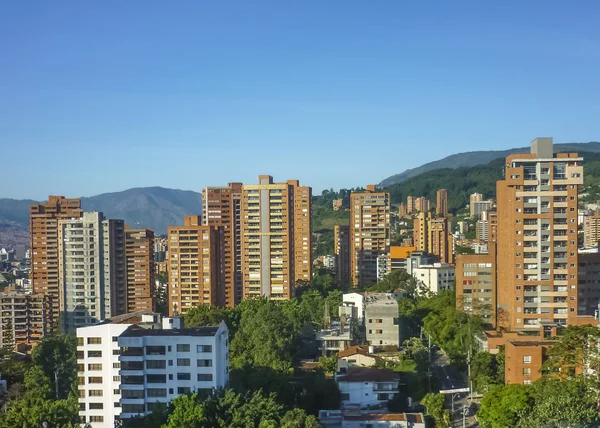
top-left (125, 228), bottom-right (156, 313)
top-left (412, 263), bottom-right (455, 295)
top-left (334, 225), bottom-right (351, 285)
top-left (436, 189), bottom-right (448, 217)
top-left (0, 292), bottom-right (53, 351)
top-left (413, 213), bottom-right (453, 264)
top-left (583, 211), bottom-right (600, 248)
top-left (77, 313), bottom-right (229, 427)
top-left (332, 198), bottom-right (344, 211)
top-left (350, 185), bottom-right (391, 288)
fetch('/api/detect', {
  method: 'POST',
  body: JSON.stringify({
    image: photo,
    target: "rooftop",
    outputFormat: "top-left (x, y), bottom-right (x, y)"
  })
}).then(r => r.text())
top-left (338, 345), bottom-right (372, 358)
top-left (508, 340), bottom-right (556, 347)
top-left (120, 324), bottom-right (221, 337)
top-left (337, 367), bottom-right (398, 383)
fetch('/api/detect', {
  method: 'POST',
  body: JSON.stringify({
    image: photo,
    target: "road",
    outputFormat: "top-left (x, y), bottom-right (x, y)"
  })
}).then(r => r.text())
top-left (430, 348), bottom-right (479, 428)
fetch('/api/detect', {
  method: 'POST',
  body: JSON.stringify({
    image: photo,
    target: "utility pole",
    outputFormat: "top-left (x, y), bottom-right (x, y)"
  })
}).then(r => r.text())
top-left (54, 371), bottom-right (59, 399)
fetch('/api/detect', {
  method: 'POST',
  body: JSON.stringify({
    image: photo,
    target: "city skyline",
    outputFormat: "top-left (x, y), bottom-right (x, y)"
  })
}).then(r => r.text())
top-left (2, 1), bottom-right (600, 199)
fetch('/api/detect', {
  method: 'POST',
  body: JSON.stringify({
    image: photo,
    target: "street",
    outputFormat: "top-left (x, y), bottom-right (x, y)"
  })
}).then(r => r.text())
top-left (431, 348), bottom-right (479, 428)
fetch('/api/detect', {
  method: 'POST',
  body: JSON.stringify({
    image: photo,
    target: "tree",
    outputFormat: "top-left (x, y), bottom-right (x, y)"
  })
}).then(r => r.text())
top-left (280, 408), bottom-right (321, 428)
top-left (421, 393), bottom-right (450, 428)
top-left (542, 324), bottom-right (600, 378)
top-left (31, 333), bottom-right (77, 399)
top-left (477, 384), bottom-right (532, 428)
top-left (162, 394), bottom-right (205, 428)
top-left (470, 351), bottom-right (503, 393)
top-left (318, 355), bottom-right (338, 374)
top-left (184, 305), bottom-right (233, 329)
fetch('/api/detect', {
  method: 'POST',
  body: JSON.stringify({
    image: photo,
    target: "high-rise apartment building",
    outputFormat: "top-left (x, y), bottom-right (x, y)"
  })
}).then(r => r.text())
top-left (469, 193), bottom-right (483, 217)
top-left (406, 196), bottom-right (415, 215)
top-left (414, 197), bottom-right (429, 213)
top-left (436, 189), bottom-right (448, 217)
top-left (350, 185), bottom-right (391, 288)
top-left (398, 203), bottom-right (407, 217)
top-left (57, 212), bottom-right (126, 332)
top-left (472, 200), bottom-right (493, 219)
top-left (476, 219), bottom-right (489, 241)
top-left (414, 213), bottom-right (453, 264)
top-left (583, 212), bottom-right (600, 248)
top-left (496, 138), bottom-right (583, 330)
top-left (168, 216), bottom-right (224, 314)
top-left (125, 228), bottom-right (156, 313)
top-left (30, 196), bottom-right (83, 323)
top-left (334, 224), bottom-right (351, 285)
top-left (288, 180), bottom-right (312, 283)
top-left (241, 176), bottom-right (307, 300)
top-left (488, 211), bottom-right (498, 243)
top-left (202, 183), bottom-right (243, 307)
top-left (0, 292), bottom-right (53, 351)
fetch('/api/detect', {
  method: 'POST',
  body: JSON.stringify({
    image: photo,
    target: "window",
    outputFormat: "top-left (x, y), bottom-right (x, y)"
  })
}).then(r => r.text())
top-left (122, 404), bottom-right (145, 413)
top-left (88, 377), bottom-right (103, 384)
top-left (88, 363), bottom-right (102, 371)
top-left (88, 390), bottom-right (103, 397)
top-left (176, 344), bottom-right (190, 352)
top-left (523, 368), bottom-right (531, 376)
top-left (113, 363), bottom-right (120, 369)
top-left (89, 403), bottom-right (103, 410)
top-left (197, 359), bottom-right (212, 367)
top-left (122, 389), bottom-right (144, 399)
top-left (112, 336), bottom-right (118, 342)
top-left (87, 337), bottom-right (102, 345)
top-left (146, 360), bottom-right (166, 369)
top-left (178, 387), bottom-right (192, 394)
top-left (524, 380), bottom-right (531, 385)
top-left (146, 346), bottom-right (166, 355)
top-left (197, 373), bottom-right (213, 381)
top-left (197, 345), bottom-right (212, 353)
top-left (89, 416), bottom-right (104, 423)
top-left (177, 373), bottom-right (191, 380)
top-left (113, 375), bottom-right (121, 382)
top-left (177, 358), bottom-right (191, 366)
top-left (523, 356), bottom-right (531, 364)
top-left (88, 350), bottom-right (102, 358)
top-left (146, 374), bottom-right (167, 384)
top-left (114, 389), bottom-right (120, 395)
top-left (77, 337), bottom-right (84, 346)
top-left (147, 388), bottom-right (167, 398)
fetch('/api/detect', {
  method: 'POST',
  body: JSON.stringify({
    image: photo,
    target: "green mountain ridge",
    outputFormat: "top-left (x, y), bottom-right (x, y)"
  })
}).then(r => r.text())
top-left (380, 141), bottom-right (600, 187)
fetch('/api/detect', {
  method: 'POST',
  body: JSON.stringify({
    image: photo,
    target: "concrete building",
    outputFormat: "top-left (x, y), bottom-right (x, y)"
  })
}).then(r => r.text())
top-left (316, 323), bottom-right (353, 356)
top-left (583, 211), bottom-right (600, 248)
top-left (0, 292), bottom-right (53, 352)
top-left (336, 367), bottom-right (399, 408)
top-left (471, 201), bottom-right (493, 219)
top-left (168, 216), bottom-right (225, 315)
top-left (406, 196), bottom-right (414, 215)
top-left (388, 246), bottom-right (417, 273)
top-left (365, 293), bottom-right (399, 347)
top-left (376, 254), bottom-right (389, 282)
top-left (340, 293), bottom-right (365, 322)
top-left (414, 213), bottom-right (453, 264)
top-left (505, 340), bottom-right (553, 385)
top-left (202, 183), bottom-right (243, 307)
top-left (323, 255), bottom-right (337, 271)
top-left (398, 203), bottom-right (407, 217)
top-left (414, 197), bottom-right (429, 213)
top-left (350, 185), bottom-right (391, 288)
top-left (469, 193), bottom-right (483, 217)
top-left (337, 345), bottom-right (377, 372)
top-left (496, 138), bottom-right (583, 331)
top-left (412, 263), bottom-right (455, 295)
top-left (334, 225), bottom-right (351, 286)
top-left (241, 176), bottom-right (311, 300)
top-left (125, 228), bottom-right (155, 313)
top-left (456, 245), bottom-right (497, 327)
top-left (57, 212), bottom-right (126, 332)
top-left (77, 313), bottom-right (229, 427)
top-left (436, 189), bottom-right (448, 217)
top-left (318, 410), bottom-right (425, 428)
top-left (30, 196), bottom-right (83, 324)
top-left (476, 219), bottom-right (489, 242)
top-left (577, 250), bottom-right (600, 316)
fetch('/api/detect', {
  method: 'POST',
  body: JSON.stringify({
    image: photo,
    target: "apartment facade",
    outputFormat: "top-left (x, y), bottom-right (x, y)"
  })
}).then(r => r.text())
top-left (288, 180), bottom-right (312, 284)
top-left (504, 340), bottom-right (552, 385)
top-left (414, 213), bottom-right (453, 264)
top-left (436, 189), bottom-right (448, 217)
top-left (455, 245), bottom-right (497, 327)
top-left (496, 138), bottom-right (583, 331)
top-left (412, 263), bottom-right (455, 295)
top-left (365, 293), bottom-right (399, 346)
top-left (469, 193), bottom-right (483, 217)
top-left (57, 212), bottom-right (126, 332)
top-left (168, 216), bottom-right (225, 315)
top-left (125, 228), bottom-right (156, 313)
top-left (202, 183), bottom-right (243, 307)
top-left (334, 224), bottom-right (351, 285)
top-left (577, 251), bottom-right (600, 316)
top-left (30, 196), bottom-right (83, 324)
top-left (77, 313), bottom-right (229, 428)
top-left (0, 292), bottom-right (53, 351)
top-left (583, 212), bottom-right (600, 248)
top-left (350, 185), bottom-right (391, 288)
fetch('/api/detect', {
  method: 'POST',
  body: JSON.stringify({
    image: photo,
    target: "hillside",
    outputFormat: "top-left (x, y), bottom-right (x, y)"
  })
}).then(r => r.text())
top-left (384, 151), bottom-right (600, 213)
top-left (380, 141), bottom-right (600, 187)
top-left (0, 187), bottom-right (203, 246)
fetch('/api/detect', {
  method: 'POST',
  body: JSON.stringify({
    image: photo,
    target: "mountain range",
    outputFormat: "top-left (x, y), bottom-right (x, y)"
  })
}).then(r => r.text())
top-left (2, 141), bottom-right (599, 247)
top-left (379, 141), bottom-right (600, 186)
top-left (0, 187), bottom-right (203, 247)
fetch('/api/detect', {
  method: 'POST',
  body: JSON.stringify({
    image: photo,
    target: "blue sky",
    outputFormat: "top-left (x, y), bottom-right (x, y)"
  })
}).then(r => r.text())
top-left (2, 1), bottom-right (600, 199)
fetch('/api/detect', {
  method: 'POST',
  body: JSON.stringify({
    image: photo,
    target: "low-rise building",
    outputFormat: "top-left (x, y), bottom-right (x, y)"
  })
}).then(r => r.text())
top-left (0, 292), bottom-right (53, 352)
top-left (412, 263), bottom-right (455, 295)
top-left (505, 340), bottom-right (554, 385)
top-left (340, 293), bottom-right (365, 322)
top-left (365, 293), bottom-right (399, 347)
top-left (377, 254), bottom-right (389, 282)
top-left (317, 323), bottom-right (353, 356)
top-left (318, 409), bottom-right (425, 428)
top-left (323, 255), bottom-right (337, 271)
top-left (77, 312), bottom-right (229, 428)
top-left (337, 345), bottom-right (377, 373)
top-left (336, 367), bottom-right (399, 408)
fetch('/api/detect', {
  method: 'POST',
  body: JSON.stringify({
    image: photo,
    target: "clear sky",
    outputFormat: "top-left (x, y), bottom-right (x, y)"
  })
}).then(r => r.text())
top-left (2, 1), bottom-right (600, 199)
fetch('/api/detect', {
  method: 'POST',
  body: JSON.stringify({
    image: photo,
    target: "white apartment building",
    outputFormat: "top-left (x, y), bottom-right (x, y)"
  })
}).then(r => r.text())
top-left (412, 263), bottom-right (455, 294)
top-left (339, 293), bottom-right (365, 322)
top-left (59, 212), bottom-right (126, 332)
top-left (323, 255), bottom-right (337, 271)
top-left (77, 312), bottom-right (229, 428)
top-left (336, 367), bottom-right (399, 408)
